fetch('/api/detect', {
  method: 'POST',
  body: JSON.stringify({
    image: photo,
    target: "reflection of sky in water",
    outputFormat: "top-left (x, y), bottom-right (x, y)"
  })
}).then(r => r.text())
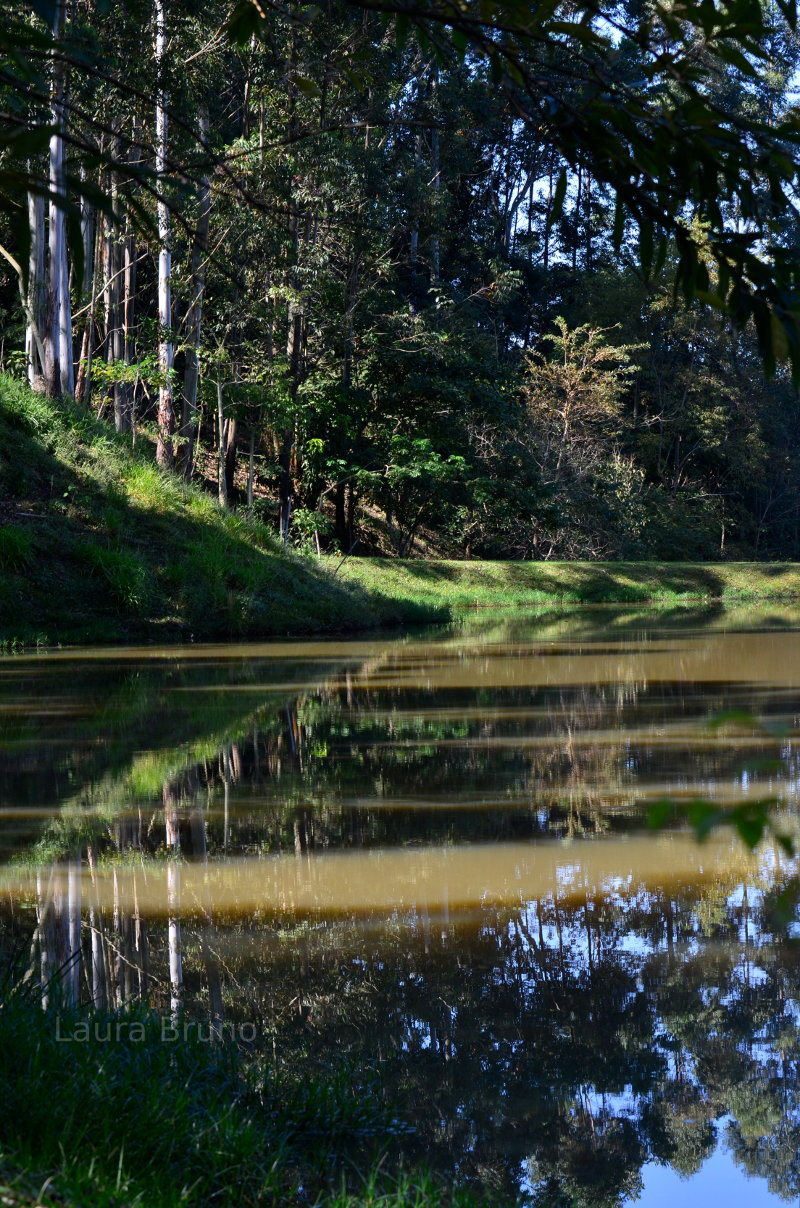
top-left (630, 1143), bottom-right (790, 1208)
top-left (519, 1117), bottom-right (790, 1208)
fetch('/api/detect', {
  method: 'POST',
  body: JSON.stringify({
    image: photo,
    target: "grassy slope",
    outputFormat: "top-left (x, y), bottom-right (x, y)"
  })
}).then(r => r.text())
top-left (2, 373), bottom-right (800, 648)
top-left (0, 376), bottom-right (442, 646)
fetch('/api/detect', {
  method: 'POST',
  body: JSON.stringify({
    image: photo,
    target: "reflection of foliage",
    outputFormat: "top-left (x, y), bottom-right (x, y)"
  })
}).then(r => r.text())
top-left (197, 875), bottom-right (800, 1208)
top-left (643, 1086), bottom-right (715, 1177)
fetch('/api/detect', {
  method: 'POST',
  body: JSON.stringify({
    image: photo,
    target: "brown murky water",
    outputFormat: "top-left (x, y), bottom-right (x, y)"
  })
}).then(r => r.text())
top-left (3, 605), bottom-right (800, 1206)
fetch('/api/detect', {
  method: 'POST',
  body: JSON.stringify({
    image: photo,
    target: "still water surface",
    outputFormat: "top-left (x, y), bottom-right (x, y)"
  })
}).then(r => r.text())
top-left (3, 606), bottom-right (800, 1206)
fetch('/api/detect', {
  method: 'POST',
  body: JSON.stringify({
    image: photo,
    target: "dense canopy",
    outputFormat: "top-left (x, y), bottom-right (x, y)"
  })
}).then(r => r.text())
top-left (3, 0), bottom-right (800, 558)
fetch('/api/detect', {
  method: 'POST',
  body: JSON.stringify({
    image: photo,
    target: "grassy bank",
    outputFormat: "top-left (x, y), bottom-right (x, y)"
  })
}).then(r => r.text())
top-left (0, 376), bottom-right (443, 647)
top-left (3, 373), bottom-right (800, 648)
top-left (0, 988), bottom-right (490, 1208)
top-left (336, 555), bottom-right (800, 612)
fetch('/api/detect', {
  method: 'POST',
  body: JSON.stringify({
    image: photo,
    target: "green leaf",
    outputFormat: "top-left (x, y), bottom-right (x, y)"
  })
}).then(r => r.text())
top-left (548, 169), bottom-right (568, 228)
top-left (686, 799), bottom-right (723, 841)
top-left (646, 799), bottom-right (674, 830)
top-left (224, 0), bottom-right (266, 45)
top-left (734, 816), bottom-right (765, 850)
top-left (293, 75), bottom-right (322, 98)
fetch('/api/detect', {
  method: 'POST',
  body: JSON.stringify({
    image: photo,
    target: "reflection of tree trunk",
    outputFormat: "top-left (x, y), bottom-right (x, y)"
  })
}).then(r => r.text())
top-left (285, 703), bottom-right (302, 770)
top-left (112, 867), bottom-right (124, 1006)
top-left (221, 746), bottom-right (231, 851)
top-left (87, 846), bottom-right (107, 1009)
top-left (293, 805), bottom-right (311, 855)
top-left (35, 870), bottom-right (55, 1010)
top-left (66, 858), bottom-right (81, 1009)
top-left (133, 870), bottom-right (148, 999)
top-left (164, 784), bottom-right (183, 1020)
top-left (190, 799), bottom-right (224, 1038)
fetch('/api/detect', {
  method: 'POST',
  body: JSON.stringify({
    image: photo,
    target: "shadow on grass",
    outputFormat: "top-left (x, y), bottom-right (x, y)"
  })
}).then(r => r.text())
top-left (383, 558), bottom-right (727, 603)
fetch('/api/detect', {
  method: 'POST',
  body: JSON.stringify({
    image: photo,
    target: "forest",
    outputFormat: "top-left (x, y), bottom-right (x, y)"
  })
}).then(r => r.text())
top-left (5, 0), bottom-right (800, 566)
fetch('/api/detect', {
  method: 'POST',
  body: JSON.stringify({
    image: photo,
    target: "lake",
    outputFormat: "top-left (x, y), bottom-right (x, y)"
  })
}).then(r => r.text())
top-left (2, 605), bottom-right (800, 1207)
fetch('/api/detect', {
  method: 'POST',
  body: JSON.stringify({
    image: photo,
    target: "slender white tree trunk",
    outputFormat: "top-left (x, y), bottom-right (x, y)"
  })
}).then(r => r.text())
top-left (26, 191), bottom-right (47, 389)
top-left (44, 0), bottom-right (74, 398)
top-left (430, 68), bottom-right (440, 281)
top-left (155, 0), bottom-right (174, 466)
top-left (179, 108), bottom-right (211, 479)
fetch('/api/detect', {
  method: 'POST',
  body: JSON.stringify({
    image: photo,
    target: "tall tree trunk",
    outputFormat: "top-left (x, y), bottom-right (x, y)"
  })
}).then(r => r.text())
top-left (246, 429), bottom-right (256, 508)
top-left (217, 377), bottom-right (229, 508)
top-left (155, 0), bottom-right (174, 467)
top-left (73, 174), bottom-right (96, 404)
top-left (334, 479), bottom-right (348, 548)
top-left (107, 141), bottom-right (129, 432)
top-left (179, 108), bottom-right (211, 479)
top-left (26, 189), bottom-right (47, 391)
top-left (120, 210), bottom-right (137, 432)
top-left (279, 40), bottom-right (302, 542)
top-left (75, 210), bottom-right (102, 405)
top-left (44, 0), bottom-right (74, 398)
top-left (224, 415), bottom-right (238, 502)
top-left (430, 68), bottom-right (440, 281)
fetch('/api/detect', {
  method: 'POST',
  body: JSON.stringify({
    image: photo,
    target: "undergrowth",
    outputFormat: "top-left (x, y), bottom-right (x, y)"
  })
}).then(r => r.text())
top-left (0, 981), bottom-right (497, 1208)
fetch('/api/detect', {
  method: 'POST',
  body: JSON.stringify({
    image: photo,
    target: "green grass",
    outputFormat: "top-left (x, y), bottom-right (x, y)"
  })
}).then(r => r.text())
top-left (0, 986), bottom-right (498, 1208)
top-left (0, 375), bottom-right (444, 646)
top-left (336, 556), bottom-right (800, 612)
top-left (3, 373), bottom-right (800, 648)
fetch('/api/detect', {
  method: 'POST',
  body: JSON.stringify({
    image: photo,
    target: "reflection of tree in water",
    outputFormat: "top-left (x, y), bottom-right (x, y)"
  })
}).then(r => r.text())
top-left (12, 637), bottom-right (800, 865)
top-left (12, 819), bottom-right (800, 1205)
top-left (162, 876), bottom-right (792, 1207)
top-left (9, 630), bottom-right (800, 1206)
